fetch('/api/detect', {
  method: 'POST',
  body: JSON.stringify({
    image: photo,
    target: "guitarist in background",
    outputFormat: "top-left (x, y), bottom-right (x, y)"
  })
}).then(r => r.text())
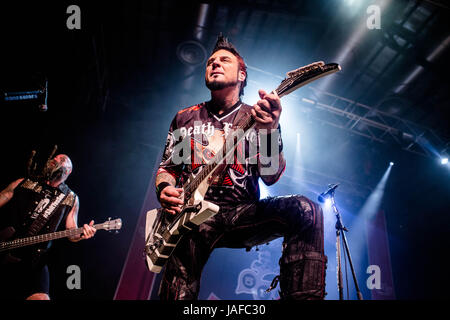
top-left (155, 35), bottom-right (327, 300)
top-left (0, 153), bottom-right (96, 300)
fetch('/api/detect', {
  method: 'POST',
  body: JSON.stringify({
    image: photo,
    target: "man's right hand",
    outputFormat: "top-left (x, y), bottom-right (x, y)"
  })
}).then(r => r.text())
top-left (159, 186), bottom-right (184, 215)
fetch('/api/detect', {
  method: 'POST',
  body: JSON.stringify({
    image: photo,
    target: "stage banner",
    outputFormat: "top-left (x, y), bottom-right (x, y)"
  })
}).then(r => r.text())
top-left (365, 209), bottom-right (396, 300)
top-left (113, 152), bottom-right (162, 300)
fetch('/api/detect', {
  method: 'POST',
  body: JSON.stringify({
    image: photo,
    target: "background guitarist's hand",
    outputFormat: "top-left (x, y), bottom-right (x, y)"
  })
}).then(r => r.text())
top-left (160, 186), bottom-right (184, 215)
top-left (80, 220), bottom-right (96, 240)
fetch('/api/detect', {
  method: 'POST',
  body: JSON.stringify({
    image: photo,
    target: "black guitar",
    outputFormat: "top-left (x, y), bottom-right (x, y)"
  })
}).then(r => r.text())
top-left (0, 218), bottom-right (122, 265)
top-left (145, 61), bottom-right (341, 273)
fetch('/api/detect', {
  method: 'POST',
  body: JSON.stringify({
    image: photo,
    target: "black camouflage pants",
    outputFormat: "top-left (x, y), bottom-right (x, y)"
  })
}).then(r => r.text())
top-left (158, 195), bottom-right (327, 300)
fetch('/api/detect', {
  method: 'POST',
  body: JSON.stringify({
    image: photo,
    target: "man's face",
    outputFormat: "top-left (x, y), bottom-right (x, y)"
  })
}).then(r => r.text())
top-left (44, 154), bottom-right (72, 184)
top-left (205, 49), bottom-right (245, 92)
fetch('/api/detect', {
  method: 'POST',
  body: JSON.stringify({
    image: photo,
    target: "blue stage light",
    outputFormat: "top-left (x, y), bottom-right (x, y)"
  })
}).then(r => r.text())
top-left (389, 162), bottom-right (394, 166)
top-left (441, 158), bottom-right (448, 165)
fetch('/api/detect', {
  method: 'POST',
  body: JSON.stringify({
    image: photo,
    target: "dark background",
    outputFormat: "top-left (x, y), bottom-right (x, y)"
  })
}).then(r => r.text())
top-left (0, 0), bottom-right (449, 300)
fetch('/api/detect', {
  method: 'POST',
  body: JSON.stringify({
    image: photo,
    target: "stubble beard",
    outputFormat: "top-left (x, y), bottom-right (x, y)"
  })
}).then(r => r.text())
top-left (205, 75), bottom-right (239, 92)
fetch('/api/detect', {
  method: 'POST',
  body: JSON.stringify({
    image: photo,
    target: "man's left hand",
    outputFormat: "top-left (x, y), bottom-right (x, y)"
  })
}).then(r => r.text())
top-left (251, 89), bottom-right (282, 130)
top-left (80, 220), bottom-right (96, 240)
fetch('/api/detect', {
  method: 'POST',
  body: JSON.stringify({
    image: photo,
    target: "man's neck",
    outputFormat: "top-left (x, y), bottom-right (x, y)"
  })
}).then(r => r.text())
top-left (210, 86), bottom-right (241, 115)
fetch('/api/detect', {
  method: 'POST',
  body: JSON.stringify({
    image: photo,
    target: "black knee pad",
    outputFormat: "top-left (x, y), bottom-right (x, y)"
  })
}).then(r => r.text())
top-left (288, 195), bottom-right (317, 234)
top-left (279, 251), bottom-right (328, 300)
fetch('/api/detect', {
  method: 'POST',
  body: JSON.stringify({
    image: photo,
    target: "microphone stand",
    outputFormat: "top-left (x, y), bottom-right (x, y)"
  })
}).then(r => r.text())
top-left (329, 192), bottom-right (363, 300)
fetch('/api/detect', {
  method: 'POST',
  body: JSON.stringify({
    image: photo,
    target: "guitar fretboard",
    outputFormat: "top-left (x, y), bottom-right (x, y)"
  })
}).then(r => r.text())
top-left (0, 223), bottom-right (104, 252)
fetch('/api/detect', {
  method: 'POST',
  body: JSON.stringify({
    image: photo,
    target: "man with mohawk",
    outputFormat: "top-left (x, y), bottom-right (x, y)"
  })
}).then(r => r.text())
top-left (155, 34), bottom-right (327, 300)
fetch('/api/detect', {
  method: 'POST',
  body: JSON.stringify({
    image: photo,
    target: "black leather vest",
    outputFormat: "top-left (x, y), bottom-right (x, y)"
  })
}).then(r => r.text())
top-left (3, 178), bottom-right (76, 240)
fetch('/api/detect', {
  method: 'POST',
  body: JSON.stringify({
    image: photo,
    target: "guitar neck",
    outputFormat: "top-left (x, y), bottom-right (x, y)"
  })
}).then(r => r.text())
top-left (0, 223), bottom-right (104, 252)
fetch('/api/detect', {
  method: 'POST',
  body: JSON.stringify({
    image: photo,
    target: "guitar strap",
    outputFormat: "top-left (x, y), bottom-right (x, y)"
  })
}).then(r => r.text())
top-left (232, 103), bottom-right (252, 129)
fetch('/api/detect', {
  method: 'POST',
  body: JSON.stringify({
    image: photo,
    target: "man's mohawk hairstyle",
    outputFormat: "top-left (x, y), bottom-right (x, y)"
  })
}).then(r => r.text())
top-left (212, 33), bottom-right (241, 57)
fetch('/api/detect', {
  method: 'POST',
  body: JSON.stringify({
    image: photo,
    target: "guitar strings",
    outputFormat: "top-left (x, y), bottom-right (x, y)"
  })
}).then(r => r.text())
top-left (0, 223), bottom-right (107, 251)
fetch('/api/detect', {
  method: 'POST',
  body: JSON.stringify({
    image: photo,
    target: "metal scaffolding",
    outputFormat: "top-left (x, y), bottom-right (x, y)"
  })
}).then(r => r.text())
top-left (248, 64), bottom-right (448, 160)
top-left (301, 86), bottom-right (449, 159)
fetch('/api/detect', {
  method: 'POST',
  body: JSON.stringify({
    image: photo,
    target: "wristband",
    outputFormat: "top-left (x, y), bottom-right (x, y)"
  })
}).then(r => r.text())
top-left (156, 182), bottom-right (172, 201)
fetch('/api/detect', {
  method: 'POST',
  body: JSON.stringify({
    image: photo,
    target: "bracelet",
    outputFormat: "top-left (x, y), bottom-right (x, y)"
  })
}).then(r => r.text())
top-left (156, 182), bottom-right (172, 201)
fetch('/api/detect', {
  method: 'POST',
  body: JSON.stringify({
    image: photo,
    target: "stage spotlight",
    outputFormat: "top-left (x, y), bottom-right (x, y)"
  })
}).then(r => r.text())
top-left (389, 162), bottom-right (394, 166)
top-left (325, 198), bottom-right (332, 207)
top-left (441, 158), bottom-right (448, 165)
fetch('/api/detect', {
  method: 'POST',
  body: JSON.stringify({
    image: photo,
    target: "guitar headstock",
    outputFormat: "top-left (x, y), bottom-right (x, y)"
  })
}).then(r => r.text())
top-left (276, 61), bottom-right (341, 98)
top-left (286, 61), bottom-right (325, 77)
top-left (99, 218), bottom-right (123, 232)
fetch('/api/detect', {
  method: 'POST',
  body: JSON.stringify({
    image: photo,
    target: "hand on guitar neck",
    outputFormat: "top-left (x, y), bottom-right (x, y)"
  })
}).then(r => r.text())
top-left (159, 186), bottom-right (184, 215)
top-left (251, 89), bottom-right (282, 131)
top-left (68, 220), bottom-right (97, 242)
